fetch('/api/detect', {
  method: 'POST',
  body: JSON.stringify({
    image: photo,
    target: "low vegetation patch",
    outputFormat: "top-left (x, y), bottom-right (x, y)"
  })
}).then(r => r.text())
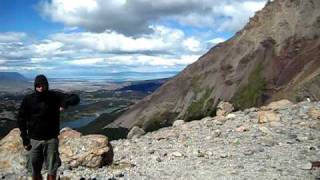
top-left (185, 87), bottom-right (215, 121)
top-left (231, 64), bottom-right (266, 109)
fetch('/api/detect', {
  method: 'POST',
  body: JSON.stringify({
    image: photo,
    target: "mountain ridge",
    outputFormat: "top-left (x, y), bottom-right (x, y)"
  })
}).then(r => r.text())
top-left (0, 72), bottom-right (31, 92)
top-left (110, 0), bottom-right (320, 131)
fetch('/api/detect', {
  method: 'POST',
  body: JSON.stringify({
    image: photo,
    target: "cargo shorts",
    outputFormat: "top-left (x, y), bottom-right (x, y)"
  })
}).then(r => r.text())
top-left (27, 138), bottom-right (61, 176)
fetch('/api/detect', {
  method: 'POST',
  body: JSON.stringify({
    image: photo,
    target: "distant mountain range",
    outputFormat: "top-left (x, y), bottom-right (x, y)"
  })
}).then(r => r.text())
top-left (0, 72), bottom-right (28, 81)
top-left (0, 72), bottom-right (31, 92)
top-left (110, 0), bottom-right (320, 131)
top-left (118, 78), bottom-right (169, 93)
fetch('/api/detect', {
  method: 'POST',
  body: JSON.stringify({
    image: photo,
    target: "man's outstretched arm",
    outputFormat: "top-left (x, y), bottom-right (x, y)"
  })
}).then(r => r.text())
top-left (55, 91), bottom-right (80, 109)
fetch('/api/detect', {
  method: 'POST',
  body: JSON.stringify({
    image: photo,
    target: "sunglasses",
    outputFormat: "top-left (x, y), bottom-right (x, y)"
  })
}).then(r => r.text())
top-left (35, 84), bottom-right (45, 88)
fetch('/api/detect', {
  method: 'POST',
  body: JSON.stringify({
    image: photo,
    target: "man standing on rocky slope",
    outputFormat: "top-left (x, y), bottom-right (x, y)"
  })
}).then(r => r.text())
top-left (17, 74), bottom-right (80, 180)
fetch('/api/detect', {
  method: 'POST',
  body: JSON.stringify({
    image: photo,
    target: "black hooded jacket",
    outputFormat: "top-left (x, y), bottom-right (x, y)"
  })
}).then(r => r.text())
top-left (17, 75), bottom-right (80, 145)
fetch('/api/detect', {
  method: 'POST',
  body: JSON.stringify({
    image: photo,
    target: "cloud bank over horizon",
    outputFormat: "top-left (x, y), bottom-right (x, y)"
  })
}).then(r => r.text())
top-left (0, 0), bottom-right (267, 78)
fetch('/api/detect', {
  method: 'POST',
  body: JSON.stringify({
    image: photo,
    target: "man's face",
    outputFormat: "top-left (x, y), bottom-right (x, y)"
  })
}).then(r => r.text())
top-left (35, 84), bottom-right (45, 93)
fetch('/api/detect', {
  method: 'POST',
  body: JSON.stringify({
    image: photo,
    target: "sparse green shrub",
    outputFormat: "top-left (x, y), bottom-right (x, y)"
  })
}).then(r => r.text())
top-left (231, 64), bottom-right (266, 109)
top-left (185, 87), bottom-right (215, 121)
top-left (143, 112), bottom-right (178, 132)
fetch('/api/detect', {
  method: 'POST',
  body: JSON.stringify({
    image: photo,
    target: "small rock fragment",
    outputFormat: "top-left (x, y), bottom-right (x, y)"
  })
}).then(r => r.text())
top-left (299, 162), bottom-right (312, 170)
top-left (171, 152), bottom-right (183, 157)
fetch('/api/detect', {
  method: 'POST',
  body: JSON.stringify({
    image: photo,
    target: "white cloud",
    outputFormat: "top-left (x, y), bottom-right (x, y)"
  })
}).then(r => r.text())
top-left (0, 26), bottom-right (204, 73)
top-left (1, 0), bottom-right (268, 77)
top-left (0, 66), bottom-right (10, 70)
top-left (208, 37), bottom-right (226, 44)
top-left (62, 53), bottom-right (200, 68)
top-left (137, 54), bottom-right (200, 66)
top-left (68, 58), bottom-right (104, 65)
top-left (108, 54), bottom-right (200, 67)
top-left (50, 25), bottom-right (198, 54)
top-left (31, 41), bottom-right (63, 54)
top-left (63, 26), bottom-right (80, 32)
top-left (0, 60), bottom-right (6, 64)
top-left (39, 0), bottom-right (267, 35)
top-left (182, 37), bottom-right (202, 52)
top-left (31, 58), bottom-right (49, 63)
top-left (215, 1), bottom-right (266, 31)
top-left (0, 32), bottom-right (27, 43)
top-left (174, 13), bottom-right (215, 28)
top-left (20, 66), bottom-right (55, 71)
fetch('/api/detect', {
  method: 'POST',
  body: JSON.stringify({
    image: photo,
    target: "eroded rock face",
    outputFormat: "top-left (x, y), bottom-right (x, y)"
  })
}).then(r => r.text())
top-left (0, 128), bottom-right (113, 175)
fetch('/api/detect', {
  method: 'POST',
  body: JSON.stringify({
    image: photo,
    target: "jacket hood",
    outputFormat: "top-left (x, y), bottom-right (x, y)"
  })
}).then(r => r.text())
top-left (34, 74), bottom-right (49, 92)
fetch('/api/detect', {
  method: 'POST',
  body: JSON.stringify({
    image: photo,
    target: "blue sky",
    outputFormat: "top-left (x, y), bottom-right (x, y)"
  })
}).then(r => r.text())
top-left (0, 0), bottom-right (267, 79)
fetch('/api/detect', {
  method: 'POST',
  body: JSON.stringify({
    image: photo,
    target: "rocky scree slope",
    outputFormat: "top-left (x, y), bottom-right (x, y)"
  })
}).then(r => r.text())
top-left (110, 0), bottom-right (320, 131)
top-left (1, 99), bottom-right (320, 179)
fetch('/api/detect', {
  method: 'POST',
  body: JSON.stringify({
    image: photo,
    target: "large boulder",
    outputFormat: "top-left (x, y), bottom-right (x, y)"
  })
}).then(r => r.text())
top-left (127, 126), bottom-right (145, 139)
top-left (0, 128), bottom-right (27, 174)
top-left (261, 99), bottom-right (293, 111)
top-left (216, 101), bottom-right (234, 117)
top-left (258, 111), bottom-right (281, 123)
top-left (0, 128), bottom-right (113, 175)
top-left (58, 128), bottom-right (113, 168)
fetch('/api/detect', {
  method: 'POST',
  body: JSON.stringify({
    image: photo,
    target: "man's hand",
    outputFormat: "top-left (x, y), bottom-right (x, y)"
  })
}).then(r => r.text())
top-left (24, 144), bottom-right (32, 151)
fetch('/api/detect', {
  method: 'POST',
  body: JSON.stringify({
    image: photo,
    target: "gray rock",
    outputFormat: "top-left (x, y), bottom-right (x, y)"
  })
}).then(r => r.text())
top-left (127, 126), bottom-right (145, 139)
top-left (220, 153), bottom-right (228, 158)
top-left (59, 128), bottom-right (113, 168)
top-left (299, 162), bottom-right (312, 170)
top-left (173, 120), bottom-right (185, 127)
top-left (243, 150), bottom-right (254, 156)
top-left (171, 152), bottom-right (183, 157)
top-left (216, 101), bottom-right (234, 116)
top-left (213, 129), bottom-right (222, 137)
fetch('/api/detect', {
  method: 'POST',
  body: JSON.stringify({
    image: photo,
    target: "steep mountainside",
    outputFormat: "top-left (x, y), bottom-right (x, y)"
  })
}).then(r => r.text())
top-left (110, 0), bottom-right (320, 131)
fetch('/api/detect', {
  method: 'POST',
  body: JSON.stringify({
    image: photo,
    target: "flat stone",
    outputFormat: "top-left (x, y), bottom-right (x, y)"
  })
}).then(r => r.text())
top-left (307, 107), bottom-right (320, 120)
top-left (288, 134), bottom-right (298, 139)
top-left (265, 99), bottom-right (293, 110)
top-left (213, 129), bottom-right (222, 137)
top-left (220, 153), bottom-right (228, 158)
top-left (260, 137), bottom-right (278, 147)
top-left (59, 129), bottom-right (113, 168)
top-left (269, 121), bottom-right (284, 127)
top-left (156, 157), bottom-right (162, 162)
top-left (258, 111), bottom-right (281, 123)
top-left (216, 101), bottom-right (234, 116)
top-left (235, 125), bottom-right (248, 132)
top-left (256, 147), bottom-right (265, 152)
top-left (127, 126), bottom-right (145, 139)
top-left (286, 140), bottom-right (295, 144)
top-left (296, 136), bottom-right (308, 142)
top-left (259, 126), bottom-right (273, 136)
top-left (226, 113), bottom-right (236, 119)
top-left (173, 120), bottom-right (185, 127)
top-left (243, 150), bottom-right (254, 156)
top-left (171, 152), bottom-right (183, 157)
top-left (299, 162), bottom-right (312, 170)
